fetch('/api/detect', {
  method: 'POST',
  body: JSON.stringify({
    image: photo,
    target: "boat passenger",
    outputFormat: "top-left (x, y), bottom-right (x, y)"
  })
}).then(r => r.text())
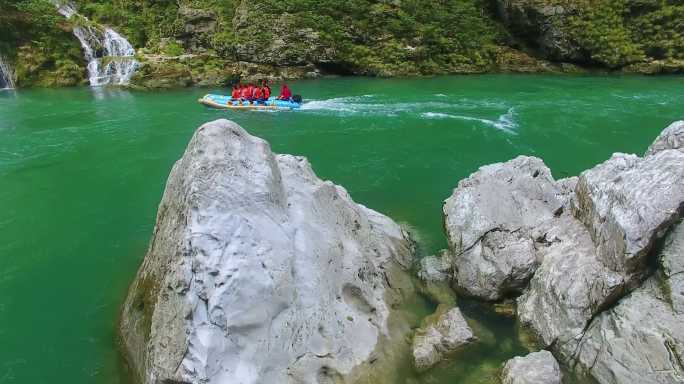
top-left (241, 84), bottom-right (253, 103)
top-left (262, 82), bottom-right (271, 100)
top-left (277, 83), bottom-right (292, 101)
top-left (253, 86), bottom-right (264, 104)
top-left (230, 85), bottom-right (240, 101)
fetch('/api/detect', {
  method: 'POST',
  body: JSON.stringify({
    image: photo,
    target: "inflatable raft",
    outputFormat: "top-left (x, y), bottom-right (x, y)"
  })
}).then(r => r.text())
top-left (198, 94), bottom-right (301, 110)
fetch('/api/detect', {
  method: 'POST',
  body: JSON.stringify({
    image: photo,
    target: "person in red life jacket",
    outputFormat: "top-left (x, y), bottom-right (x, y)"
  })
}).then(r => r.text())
top-left (230, 85), bottom-right (240, 101)
top-left (240, 84), bottom-right (252, 103)
top-left (253, 86), bottom-right (263, 104)
top-left (262, 82), bottom-right (271, 100)
top-left (247, 83), bottom-right (255, 101)
top-left (277, 83), bottom-right (292, 101)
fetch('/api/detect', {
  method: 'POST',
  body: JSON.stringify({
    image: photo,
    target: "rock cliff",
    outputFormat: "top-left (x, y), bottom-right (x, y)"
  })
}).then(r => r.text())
top-left (118, 119), bottom-right (415, 384)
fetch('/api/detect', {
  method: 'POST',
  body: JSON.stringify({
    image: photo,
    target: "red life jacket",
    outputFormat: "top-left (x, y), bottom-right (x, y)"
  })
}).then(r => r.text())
top-left (241, 87), bottom-right (251, 99)
top-left (254, 87), bottom-right (263, 99)
top-left (280, 85), bottom-right (292, 99)
top-left (263, 86), bottom-right (271, 99)
top-left (247, 85), bottom-right (254, 97)
top-left (231, 89), bottom-right (239, 99)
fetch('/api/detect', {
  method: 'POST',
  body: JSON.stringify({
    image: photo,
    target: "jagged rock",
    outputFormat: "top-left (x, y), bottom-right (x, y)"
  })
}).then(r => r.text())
top-left (417, 250), bottom-right (452, 282)
top-left (573, 146), bottom-right (684, 276)
top-left (412, 306), bottom-right (477, 370)
top-left (517, 214), bottom-right (625, 347)
top-left (444, 156), bottom-right (566, 300)
top-left (560, 223), bottom-right (684, 384)
top-left (118, 119), bottom-right (415, 384)
top-left (646, 120), bottom-right (684, 156)
top-left (501, 350), bottom-right (562, 384)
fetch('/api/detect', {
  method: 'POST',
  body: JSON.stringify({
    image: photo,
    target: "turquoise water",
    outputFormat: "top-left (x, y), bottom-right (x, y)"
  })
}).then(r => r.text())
top-left (0, 75), bottom-right (682, 383)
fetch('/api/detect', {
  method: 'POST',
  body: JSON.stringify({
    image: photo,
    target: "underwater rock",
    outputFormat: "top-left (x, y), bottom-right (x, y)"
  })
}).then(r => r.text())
top-left (501, 350), bottom-right (562, 384)
top-left (443, 156), bottom-right (566, 300)
top-left (118, 119), bottom-right (415, 384)
top-left (412, 305), bottom-right (477, 370)
top-left (417, 250), bottom-right (452, 283)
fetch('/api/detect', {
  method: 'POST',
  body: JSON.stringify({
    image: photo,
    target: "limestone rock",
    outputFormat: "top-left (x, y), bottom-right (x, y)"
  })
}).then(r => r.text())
top-left (573, 149), bottom-right (684, 275)
top-left (517, 214), bottom-right (625, 347)
top-left (412, 306), bottom-right (477, 370)
top-left (444, 156), bottom-right (564, 300)
top-left (646, 120), bottom-right (684, 156)
top-left (417, 250), bottom-right (452, 282)
top-left (118, 119), bottom-right (415, 384)
top-left (501, 350), bottom-right (562, 384)
top-left (560, 223), bottom-right (684, 384)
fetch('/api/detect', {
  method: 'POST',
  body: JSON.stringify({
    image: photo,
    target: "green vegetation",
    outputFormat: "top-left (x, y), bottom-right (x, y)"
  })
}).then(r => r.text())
top-left (0, 0), bottom-right (85, 86)
top-left (566, 0), bottom-right (683, 68)
top-left (0, 0), bottom-right (681, 87)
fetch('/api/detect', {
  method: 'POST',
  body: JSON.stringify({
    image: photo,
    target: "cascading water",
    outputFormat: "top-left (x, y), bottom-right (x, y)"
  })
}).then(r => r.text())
top-left (54, 2), bottom-right (138, 86)
top-left (0, 54), bottom-right (16, 89)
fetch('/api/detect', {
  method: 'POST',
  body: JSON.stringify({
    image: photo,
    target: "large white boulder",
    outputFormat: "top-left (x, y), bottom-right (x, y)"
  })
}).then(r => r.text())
top-left (443, 156), bottom-right (570, 300)
top-left (118, 119), bottom-right (415, 384)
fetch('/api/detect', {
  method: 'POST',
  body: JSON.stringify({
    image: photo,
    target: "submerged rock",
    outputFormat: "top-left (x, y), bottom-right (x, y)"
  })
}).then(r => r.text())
top-left (501, 350), bottom-right (562, 384)
top-left (417, 250), bottom-right (452, 283)
top-left (412, 305), bottom-right (477, 370)
top-left (443, 156), bottom-right (566, 300)
top-left (118, 119), bottom-right (415, 384)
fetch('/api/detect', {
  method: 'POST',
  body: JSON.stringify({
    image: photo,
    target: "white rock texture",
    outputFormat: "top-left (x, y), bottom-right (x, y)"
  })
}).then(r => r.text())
top-left (501, 350), bottom-right (562, 384)
top-left (118, 119), bottom-right (415, 384)
top-left (417, 250), bottom-right (453, 282)
top-left (443, 156), bottom-right (572, 300)
top-left (560, 223), bottom-right (684, 384)
top-left (412, 306), bottom-right (477, 370)
top-left (445, 121), bottom-right (684, 383)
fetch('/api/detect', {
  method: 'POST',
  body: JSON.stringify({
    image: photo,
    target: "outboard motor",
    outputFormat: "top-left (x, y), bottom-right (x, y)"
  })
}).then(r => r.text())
top-left (292, 94), bottom-right (302, 104)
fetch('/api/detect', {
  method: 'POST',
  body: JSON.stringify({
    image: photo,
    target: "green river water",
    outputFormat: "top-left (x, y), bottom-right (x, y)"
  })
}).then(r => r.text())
top-left (1, 75), bottom-right (683, 384)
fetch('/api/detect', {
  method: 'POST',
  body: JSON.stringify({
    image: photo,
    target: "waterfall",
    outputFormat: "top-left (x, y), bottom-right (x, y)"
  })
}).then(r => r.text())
top-left (0, 54), bottom-right (15, 89)
top-left (54, 2), bottom-right (138, 86)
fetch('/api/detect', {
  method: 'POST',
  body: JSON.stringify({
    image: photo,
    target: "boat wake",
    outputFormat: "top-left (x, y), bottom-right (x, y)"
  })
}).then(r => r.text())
top-left (300, 95), bottom-right (518, 134)
top-left (421, 108), bottom-right (518, 134)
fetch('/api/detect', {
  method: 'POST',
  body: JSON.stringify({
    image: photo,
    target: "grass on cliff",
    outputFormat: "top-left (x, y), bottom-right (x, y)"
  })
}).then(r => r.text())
top-left (0, 0), bottom-right (85, 86)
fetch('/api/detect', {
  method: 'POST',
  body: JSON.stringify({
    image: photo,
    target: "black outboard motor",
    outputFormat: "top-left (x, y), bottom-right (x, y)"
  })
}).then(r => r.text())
top-left (292, 94), bottom-right (302, 104)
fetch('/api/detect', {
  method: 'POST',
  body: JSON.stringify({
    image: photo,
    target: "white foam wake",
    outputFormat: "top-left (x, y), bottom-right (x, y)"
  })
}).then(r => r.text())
top-left (421, 108), bottom-right (518, 134)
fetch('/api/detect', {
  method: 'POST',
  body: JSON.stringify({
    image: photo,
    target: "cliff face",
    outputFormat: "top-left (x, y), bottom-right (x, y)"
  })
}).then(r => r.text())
top-left (0, 0), bottom-right (85, 87)
top-left (495, 0), bottom-right (684, 72)
top-left (2, 0), bottom-right (682, 87)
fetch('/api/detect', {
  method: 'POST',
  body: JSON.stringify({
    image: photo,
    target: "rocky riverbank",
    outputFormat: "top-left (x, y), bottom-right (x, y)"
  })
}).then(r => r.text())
top-left (432, 120), bottom-right (684, 383)
top-left (119, 119), bottom-right (683, 383)
top-left (1, 1), bottom-right (682, 88)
